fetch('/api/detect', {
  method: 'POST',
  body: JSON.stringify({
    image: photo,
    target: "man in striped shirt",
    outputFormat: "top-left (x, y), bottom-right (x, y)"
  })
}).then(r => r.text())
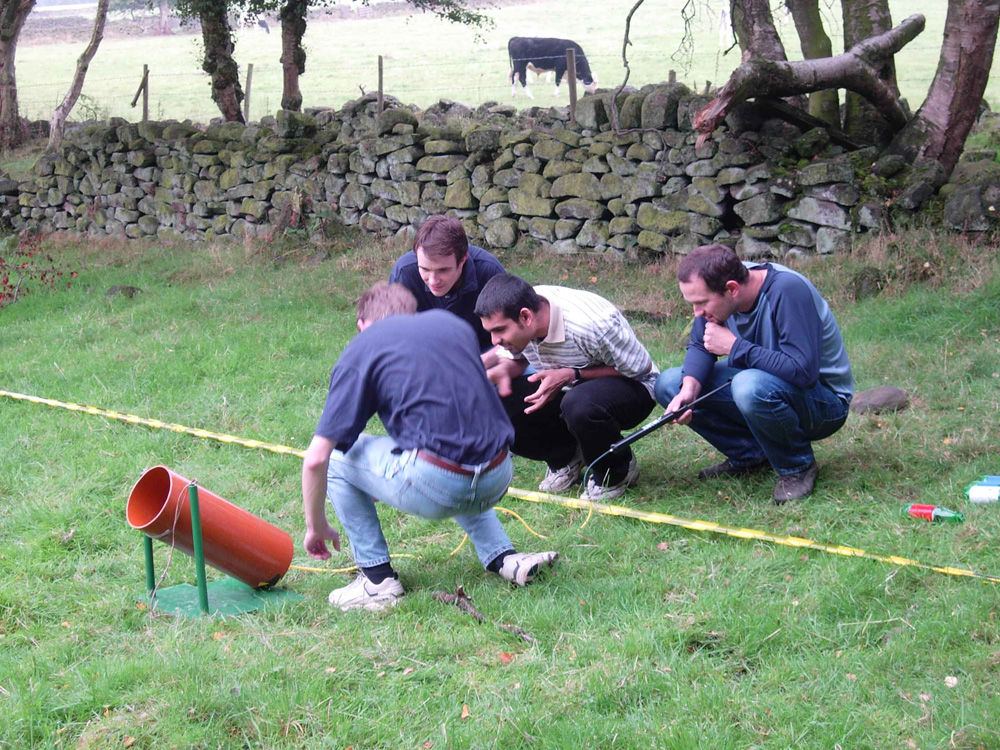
top-left (476, 273), bottom-right (659, 501)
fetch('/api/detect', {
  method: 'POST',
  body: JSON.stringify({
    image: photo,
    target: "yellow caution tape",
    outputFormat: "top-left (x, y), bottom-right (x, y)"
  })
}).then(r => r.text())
top-left (4, 388), bottom-right (997, 585)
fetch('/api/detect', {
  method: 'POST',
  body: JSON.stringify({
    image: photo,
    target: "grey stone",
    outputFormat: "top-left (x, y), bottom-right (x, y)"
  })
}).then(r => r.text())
top-left (637, 230), bottom-right (669, 252)
top-left (944, 185), bottom-right (994, 231)
top-left (276, 109), bottom-right (319, 138)
top-left (816, 226), bottom-right (851, 254)
top-left (736, 234), bottom-right (777, 259)
top-left (777, 221), bottom-right (817, 247)
top-left (636, 203), bottom-right (688, 235)
top-left (555, 218), bottom-right (582, 239)
top-left (576, 219), bottom-right (610, 247)
top-left (551, 172), bottom-right (602, 200)
top-left (485, 217), bottom-right (519, 248)
top-left (416, 155), bottom-right (467, 173)
top-left (640, 83), bottom-right (689, 129)
top-left (850, 386), bottom-right (910, 414)
top-left (509, 189), bottom-right (555, 217)
top-left (575, 96), bottom-right (608, 130)
top-left (803, 183), bottom-right (860, 206)
top-left (533, 139), bottom-right (569, 161)
top-left (445, 179), bottom-right (476, 209)
top-left (785, 196), bottom-right (851, 230)
top-left (734, 192), bottom-right (784, 225)
top-left (554, 199), bottom-right (606, 220)
top-left (525, 217), bottom-right (557, 242)
top-left (424, 139), bottom-right (464, 154)
top-left (798, 162), bottom-right (855, 186)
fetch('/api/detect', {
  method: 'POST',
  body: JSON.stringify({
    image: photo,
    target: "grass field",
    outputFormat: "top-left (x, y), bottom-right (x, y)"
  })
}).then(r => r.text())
top-left (2, 225), bottom-right (1000, 748)
top-left (13, 0), bottom-right (1000, 126)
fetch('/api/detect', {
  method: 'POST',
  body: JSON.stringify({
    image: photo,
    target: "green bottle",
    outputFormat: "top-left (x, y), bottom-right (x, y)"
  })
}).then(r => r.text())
top-left (903, 504), bottom-right (964, 522)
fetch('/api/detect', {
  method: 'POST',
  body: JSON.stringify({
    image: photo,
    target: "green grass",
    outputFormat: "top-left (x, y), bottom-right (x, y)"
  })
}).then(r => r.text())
top-left (2, 227), bottom-right (1000, 748)
top-left (13, 0), bottom-right (1000, 127)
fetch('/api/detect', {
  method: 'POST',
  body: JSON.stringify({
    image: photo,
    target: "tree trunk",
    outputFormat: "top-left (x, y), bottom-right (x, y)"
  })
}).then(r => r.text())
top-left (47, 0), bottom-right (109, 153)
top-left (694, 14), bottom-right (924, 141)
top-left (0, 0), bottom-right (35, 151)
top-left (730, 0), bottom-right (787, 61)
top-left (889, 0), bottom-right (1000, 176)
top-left (200, 6), bottom-right (245, 123)
top-left (279, 0), bottom-right (307, 112)
top-left (158, 0), bottom-right (173, 35)
top-left (785, 0), bottom-right (839, 126)
top-left (842, 0), bottom-right (897, 145)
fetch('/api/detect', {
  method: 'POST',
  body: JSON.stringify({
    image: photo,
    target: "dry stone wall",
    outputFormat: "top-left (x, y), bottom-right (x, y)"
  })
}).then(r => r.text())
top-left (7, 84), bottom-right (977, 257)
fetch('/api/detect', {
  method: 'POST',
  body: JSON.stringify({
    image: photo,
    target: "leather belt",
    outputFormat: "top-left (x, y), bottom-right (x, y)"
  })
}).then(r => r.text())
top-left (416, 448), bottom-right (508, 477)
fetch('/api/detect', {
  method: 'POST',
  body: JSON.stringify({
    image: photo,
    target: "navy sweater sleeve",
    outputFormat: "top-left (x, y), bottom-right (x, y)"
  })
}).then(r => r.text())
top-left (728, 275), bottom-right (822, 388)
top-left (681, 317), bottom-right (717, 385)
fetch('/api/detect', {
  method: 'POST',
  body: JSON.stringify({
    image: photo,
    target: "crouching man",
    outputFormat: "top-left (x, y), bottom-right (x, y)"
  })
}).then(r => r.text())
top-left (301, 282), bottom-right (557, 611)
top-left (655, 244), bottom-right (853, 504)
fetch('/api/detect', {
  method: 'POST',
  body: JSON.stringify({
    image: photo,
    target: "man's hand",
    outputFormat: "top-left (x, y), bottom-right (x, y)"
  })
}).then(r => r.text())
top-left (304, 523), bottom-right (341, 559)
top-left (703, 321), bottom-right (737, 356)
top-left (665, 376), bottom-right (702, 426)
top-left (486, 357), bottom-right (526, 398)
top-left (523, 367), bottom-right (574, 414)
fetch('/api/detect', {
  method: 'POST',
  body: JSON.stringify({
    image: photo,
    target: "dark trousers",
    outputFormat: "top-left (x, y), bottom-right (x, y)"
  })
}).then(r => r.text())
top-left (501, 375), bottom-right (655, 485)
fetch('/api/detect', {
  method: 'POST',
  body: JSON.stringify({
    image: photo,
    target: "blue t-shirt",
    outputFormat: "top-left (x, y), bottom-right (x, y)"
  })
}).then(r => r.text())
top-left (389, 245), bottom-right (505, 353)
top-left (314, 310), bottom-right (514, 464)
top-left (682, 262), bottom-right (853, 400)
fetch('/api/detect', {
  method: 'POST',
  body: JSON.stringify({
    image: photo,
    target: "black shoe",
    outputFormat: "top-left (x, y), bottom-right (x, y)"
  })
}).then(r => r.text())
top-left (773, 461), bottom-right (819, 505)
top-left (698, 458), bottom-right (770, 480)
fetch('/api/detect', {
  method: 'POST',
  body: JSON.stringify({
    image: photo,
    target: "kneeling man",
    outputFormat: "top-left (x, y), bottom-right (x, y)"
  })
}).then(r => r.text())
top-left (655, 244), bottom-right (853, 504)
top-left (301, 282), bottom-right (557, 611)
top-left (476, 273), bottom-right (658, 501)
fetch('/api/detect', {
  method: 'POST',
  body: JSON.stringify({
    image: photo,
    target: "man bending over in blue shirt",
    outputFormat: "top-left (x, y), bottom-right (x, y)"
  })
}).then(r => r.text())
top-left (655, 244), bottom-right (853, 504)
top-left (301, 282), bottom-right (557, 611)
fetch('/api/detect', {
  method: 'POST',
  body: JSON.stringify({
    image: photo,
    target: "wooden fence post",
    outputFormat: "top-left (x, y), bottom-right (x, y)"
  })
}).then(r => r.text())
top-left (566, 48), bottom-right (577, 122)
top-left (130, 65), bottom-right (150, 122)
top-left (378, 55), bottom-right (384, 115)
top-left (244, 63), bottom-right (253, 122)
top-left (669, 69), bottom-right (676, 84)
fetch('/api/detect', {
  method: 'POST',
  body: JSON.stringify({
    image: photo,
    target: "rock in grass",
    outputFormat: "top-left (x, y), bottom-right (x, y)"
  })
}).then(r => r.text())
top-left (850, 386), bottom-right (910, 414)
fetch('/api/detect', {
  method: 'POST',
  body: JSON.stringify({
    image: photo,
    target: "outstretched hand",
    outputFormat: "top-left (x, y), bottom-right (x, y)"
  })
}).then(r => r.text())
top-left (523, 368), bottom-right (574, 414)
top-left (304, 524), bottom-right (341, 560)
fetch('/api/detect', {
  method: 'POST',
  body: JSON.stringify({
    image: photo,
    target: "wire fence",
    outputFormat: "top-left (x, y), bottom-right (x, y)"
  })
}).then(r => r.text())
top-left (18, 42), bottom-right (987, 130)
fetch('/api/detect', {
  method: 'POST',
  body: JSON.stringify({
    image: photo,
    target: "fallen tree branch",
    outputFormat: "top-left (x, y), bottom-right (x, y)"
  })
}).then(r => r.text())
top-left (694, 13), bottom-right (925, 141)
top-left (432, 586), bottom-right (537, 643)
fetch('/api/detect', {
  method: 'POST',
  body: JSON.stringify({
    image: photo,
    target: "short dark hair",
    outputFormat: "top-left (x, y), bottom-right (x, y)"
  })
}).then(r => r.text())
top-left (474, 273), bottom-right (542, 321)
top-left (677, 244), bottom-right (749, 295)
top-left (357, 281), bottom-right (418, 323)
top-left (414, 215), bottom-right (469, 262)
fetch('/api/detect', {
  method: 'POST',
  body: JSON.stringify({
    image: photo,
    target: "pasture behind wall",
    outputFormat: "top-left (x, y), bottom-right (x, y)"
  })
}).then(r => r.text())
top-left (5, 84), bottom-right (993, 257)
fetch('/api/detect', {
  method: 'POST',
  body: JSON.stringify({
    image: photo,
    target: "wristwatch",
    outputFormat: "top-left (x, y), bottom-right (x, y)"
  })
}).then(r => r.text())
top-left (573, 367), bottom-right (582, 382)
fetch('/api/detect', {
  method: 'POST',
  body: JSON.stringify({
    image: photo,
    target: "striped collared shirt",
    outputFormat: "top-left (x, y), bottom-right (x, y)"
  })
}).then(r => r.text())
top-left (522, 285), bottom-right (659, 395)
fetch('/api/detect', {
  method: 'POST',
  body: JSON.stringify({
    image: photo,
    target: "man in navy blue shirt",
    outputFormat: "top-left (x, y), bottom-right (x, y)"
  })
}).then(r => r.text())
top-left (655, 244), bottom-right (853, 504)
top-left (389, 215), bottom-right (505, 353)
top-left (301, 282), bottom-right (557, 611)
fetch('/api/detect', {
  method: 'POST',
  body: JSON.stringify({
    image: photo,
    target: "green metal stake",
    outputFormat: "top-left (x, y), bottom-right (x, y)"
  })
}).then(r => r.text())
top-left (143, 534), bottom-right (155, 595)
top-left (188, 482), bottom-right (210, 615)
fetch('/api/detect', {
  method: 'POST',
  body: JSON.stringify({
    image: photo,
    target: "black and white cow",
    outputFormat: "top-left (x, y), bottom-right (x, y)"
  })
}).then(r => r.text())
top-left (508, 37), bottom-right (598, 99)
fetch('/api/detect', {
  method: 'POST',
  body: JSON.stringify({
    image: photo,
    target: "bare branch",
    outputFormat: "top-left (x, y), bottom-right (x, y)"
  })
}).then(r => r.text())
top-left (694, 13), bottom-right (925, 140)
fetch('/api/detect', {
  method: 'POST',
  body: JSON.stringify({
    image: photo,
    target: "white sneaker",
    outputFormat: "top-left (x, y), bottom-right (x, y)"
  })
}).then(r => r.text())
top-left (538, 449), bottom-right (585, 493)
top-left (328, 574), bottom-right (404, 611)
top-left (581, 455), bottom-right (639, 502)
top-left (497, 551), bottom-right (559, 586)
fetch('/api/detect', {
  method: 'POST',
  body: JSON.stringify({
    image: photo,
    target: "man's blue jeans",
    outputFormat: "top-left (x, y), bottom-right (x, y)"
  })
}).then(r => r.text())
top-left (654, 365), bottom-right (851, 475)
top-left (326, 434), bottom-right (515, 569)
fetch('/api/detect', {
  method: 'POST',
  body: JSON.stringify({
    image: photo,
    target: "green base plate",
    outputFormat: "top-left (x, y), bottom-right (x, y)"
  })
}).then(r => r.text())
top-left (140, 577), bottom-right (305, 617)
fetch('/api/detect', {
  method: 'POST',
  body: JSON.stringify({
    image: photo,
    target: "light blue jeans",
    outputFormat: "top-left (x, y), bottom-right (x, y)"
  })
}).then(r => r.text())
top-left (654, 365), bottom-right (851, 475)
top-left (326, 434), bottom-right (515, 569)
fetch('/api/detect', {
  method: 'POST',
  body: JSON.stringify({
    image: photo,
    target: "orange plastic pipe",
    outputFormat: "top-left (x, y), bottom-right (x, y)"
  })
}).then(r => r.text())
top-left (126, 465), bottom-right (294, 589)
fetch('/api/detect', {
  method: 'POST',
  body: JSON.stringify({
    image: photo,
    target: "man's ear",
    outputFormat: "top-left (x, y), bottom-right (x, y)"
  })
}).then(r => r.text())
top-left (518, 308), bottom-right (533, 326)
top-left (725, 280), bottom-right (740, 297)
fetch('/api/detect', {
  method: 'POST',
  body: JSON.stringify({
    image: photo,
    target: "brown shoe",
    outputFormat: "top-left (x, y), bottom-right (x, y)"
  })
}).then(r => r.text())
top-left (698, 458), bottom-right (770, 480)
top-left (773, 461), bottom-right (819, 505)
